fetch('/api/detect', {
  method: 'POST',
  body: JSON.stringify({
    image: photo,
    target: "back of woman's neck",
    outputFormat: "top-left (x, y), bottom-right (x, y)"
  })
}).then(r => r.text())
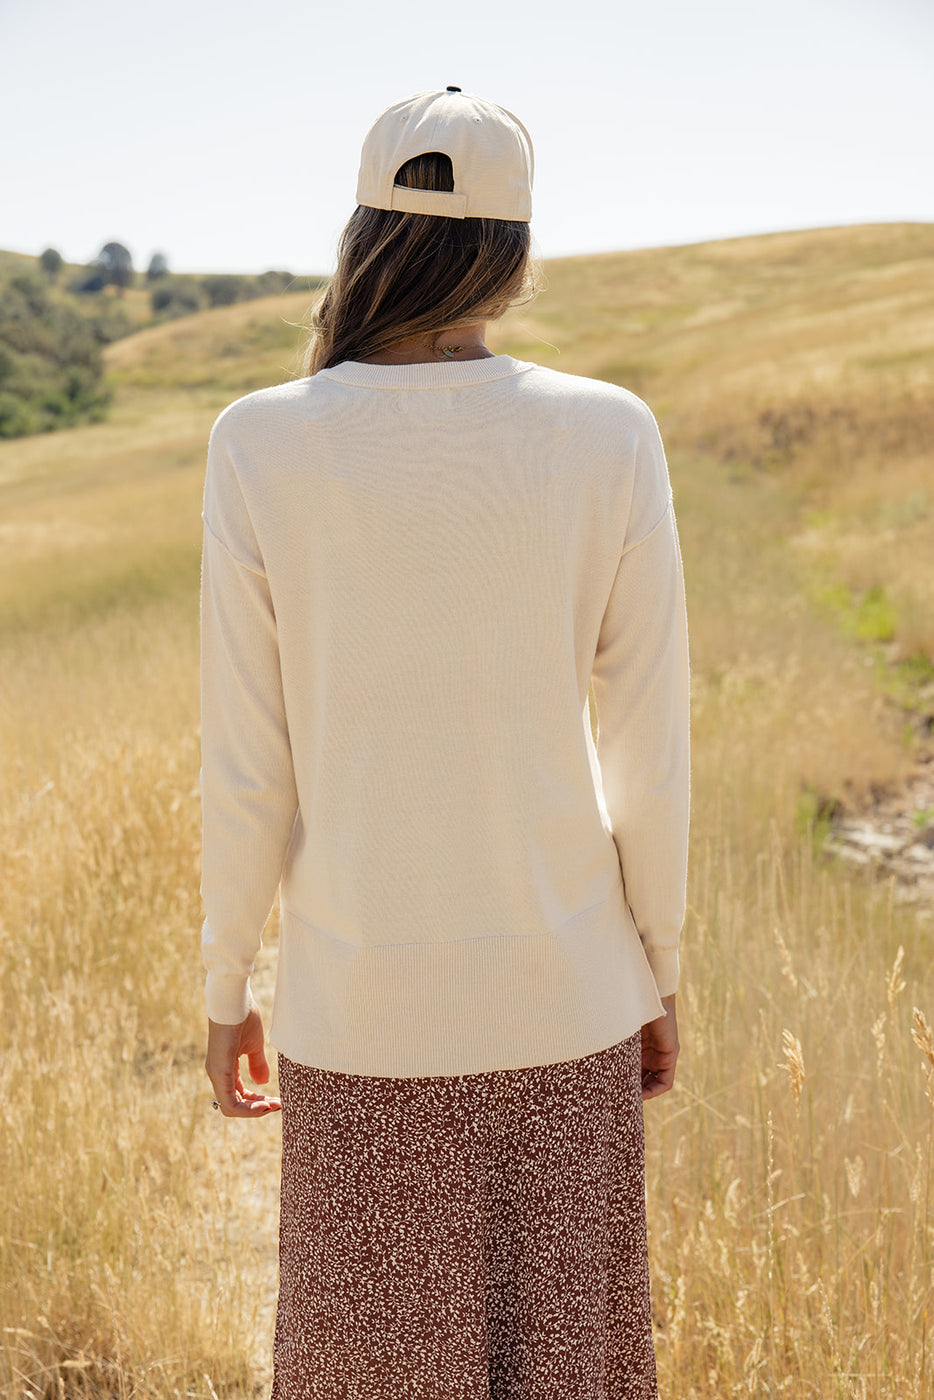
top-left (356, 325), bottom-right (493, 366)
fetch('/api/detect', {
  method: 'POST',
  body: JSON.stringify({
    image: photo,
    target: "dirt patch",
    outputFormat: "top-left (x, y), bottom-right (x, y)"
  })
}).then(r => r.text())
top-left (826, 749), bottom-right (934, 914)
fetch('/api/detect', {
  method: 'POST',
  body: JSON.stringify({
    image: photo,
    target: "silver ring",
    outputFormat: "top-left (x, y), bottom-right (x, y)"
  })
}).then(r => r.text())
top-left (211, 1100), bottom-right (220, 1111)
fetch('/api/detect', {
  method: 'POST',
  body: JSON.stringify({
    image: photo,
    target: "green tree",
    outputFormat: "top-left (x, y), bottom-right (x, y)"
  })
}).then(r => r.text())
top-left (147, 251), bottom-right (169, 281)
top-left (39, 247), bottom-right (64, 282)
top-left (97, 241), bottom-right (134, 296)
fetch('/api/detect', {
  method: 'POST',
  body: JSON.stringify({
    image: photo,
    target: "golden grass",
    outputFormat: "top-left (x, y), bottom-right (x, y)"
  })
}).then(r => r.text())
top-left (1, 608), bottom-right (284, 1398)
top-left (497, 222), bottom-right (934, 661)
top-left (1, 225), bottom-right (932, 1398)
top-left (647, 830), bottom-right (932, 1397)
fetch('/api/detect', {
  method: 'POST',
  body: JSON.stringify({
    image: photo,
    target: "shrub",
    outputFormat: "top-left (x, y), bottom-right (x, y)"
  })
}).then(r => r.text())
top-left (251, 269), bottom-right (296, 297)
top-left (70, 267), bottom-right (106, 295)
top-left (150, 280), bottom-right (203, 318)
top-left (201, 274), bottom-right (241, 307)
top-left (87, 303), bottom-right (133, 345)
top-left (0, 273), bottom-right (111, 437)
top-left (0, 390), bottom-right (38, 437)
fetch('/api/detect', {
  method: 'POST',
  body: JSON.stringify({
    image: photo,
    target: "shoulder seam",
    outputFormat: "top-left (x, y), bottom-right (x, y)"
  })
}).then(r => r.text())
top-left (619, 495), bottom-right (675, 560)
top-left (202, 513), bottom-right (267, 579)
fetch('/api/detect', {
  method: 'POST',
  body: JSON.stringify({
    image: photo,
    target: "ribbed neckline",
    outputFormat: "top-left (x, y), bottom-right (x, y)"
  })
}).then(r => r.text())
top-left (319, 354), bottom-right (532, 390)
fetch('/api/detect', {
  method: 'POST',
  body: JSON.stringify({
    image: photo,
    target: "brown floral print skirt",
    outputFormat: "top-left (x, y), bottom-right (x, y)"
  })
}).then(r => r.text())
top-left (271, 1031), bottom-right (657, 1399)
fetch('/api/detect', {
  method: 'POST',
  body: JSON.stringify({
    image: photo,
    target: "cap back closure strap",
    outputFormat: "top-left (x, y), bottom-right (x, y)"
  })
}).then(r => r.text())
top-left (390, 186), bottom-right (469, 219)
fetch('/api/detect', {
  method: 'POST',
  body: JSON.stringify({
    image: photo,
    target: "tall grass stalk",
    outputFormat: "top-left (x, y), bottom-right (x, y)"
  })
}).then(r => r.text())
top-left (646, 819), bottom-right (931, 1397)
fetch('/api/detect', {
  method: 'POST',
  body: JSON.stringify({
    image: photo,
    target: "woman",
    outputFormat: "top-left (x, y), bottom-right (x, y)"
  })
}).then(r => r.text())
top-left (202, 87), bottom-right (689, 1399)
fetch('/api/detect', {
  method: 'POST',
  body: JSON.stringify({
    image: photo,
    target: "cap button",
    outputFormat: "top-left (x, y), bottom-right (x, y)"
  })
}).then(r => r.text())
top-left (446, 85), bottom-right (462, 93)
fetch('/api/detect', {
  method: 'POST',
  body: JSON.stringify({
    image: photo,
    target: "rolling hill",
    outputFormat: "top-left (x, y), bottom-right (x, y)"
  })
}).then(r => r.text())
top-left (1, 223), bottom-right (932, 1399)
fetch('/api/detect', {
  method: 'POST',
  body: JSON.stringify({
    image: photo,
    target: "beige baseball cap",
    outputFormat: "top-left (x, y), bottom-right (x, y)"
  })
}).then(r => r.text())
top-left (355, 86), bottom-right (534, 222)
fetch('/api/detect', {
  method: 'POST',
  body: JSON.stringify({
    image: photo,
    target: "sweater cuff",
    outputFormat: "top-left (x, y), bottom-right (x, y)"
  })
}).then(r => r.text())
top-left (645, 946), bottom-right (680, 999)
top-left (205, 972), bottom-right (256, 1025)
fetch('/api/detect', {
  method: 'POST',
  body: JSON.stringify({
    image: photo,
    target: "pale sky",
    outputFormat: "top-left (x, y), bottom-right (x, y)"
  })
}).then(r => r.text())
top-left (3, 0), bottom-right (932, 276)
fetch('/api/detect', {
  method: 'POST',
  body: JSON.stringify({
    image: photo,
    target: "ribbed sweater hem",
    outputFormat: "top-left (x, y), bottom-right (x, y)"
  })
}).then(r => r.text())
top-left (267, 882), bottom-right (665, 1078)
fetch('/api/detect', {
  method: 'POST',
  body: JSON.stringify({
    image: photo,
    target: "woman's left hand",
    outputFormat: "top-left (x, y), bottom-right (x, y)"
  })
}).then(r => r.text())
top-left (205, 1007), bottom-right (282, 1117)
top-left (640, 993), bottom-right (679, 1101)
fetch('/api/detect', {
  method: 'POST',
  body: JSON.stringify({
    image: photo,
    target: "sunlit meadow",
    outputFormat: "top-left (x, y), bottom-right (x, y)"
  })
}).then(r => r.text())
top-left (2, 224), bottom-right (932, 1397)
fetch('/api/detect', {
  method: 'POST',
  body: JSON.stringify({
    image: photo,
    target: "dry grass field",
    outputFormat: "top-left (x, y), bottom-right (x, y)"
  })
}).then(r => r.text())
top-left (1, 224), bottom-right (932, 1398)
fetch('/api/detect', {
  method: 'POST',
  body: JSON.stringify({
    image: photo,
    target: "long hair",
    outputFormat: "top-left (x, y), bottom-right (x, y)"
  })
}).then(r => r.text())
top-left (303, 152), bottom-right (534, 374)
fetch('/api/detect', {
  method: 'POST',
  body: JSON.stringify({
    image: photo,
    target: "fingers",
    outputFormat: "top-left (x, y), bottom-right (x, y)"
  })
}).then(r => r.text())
top-left (205, 1011), bottom-right (279, 1118)
top-left (207, 1063), bottom-right (280, 1118)
top-left (226, 1093), bottom-right (281, 1117)
top-left (247, 1045), bottom-right (271, 1085)
top-left (641, 1068), bottom-right (675, 1101)
top-left (210, 1079), bottom-right (282, 1117)
top-left (641, 1035), bottom-right (679, 1101)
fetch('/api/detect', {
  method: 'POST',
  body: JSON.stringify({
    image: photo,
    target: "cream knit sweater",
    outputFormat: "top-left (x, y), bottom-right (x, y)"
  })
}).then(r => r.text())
top-left (200, 354), bottom-right (690, 1077)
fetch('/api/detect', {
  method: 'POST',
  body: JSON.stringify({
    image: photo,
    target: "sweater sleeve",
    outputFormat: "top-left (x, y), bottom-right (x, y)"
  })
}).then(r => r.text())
top-left (591, 414), bottom-right (690, 997)
top-left (200, 420), bottom-right (299, 1025)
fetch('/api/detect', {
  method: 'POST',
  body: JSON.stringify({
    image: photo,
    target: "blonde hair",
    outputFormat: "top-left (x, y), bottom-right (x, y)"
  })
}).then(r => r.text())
top-left (303, 152), bottom-right (534, 374)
